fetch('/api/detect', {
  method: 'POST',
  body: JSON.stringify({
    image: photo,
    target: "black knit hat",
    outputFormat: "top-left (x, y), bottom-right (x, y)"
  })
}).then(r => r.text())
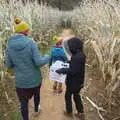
top-left (68, 37), bottom-right (84, 54)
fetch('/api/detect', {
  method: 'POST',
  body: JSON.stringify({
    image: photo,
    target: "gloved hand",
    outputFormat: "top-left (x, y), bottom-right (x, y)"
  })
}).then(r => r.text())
top-left (56, 69), bottom-right (63, 74)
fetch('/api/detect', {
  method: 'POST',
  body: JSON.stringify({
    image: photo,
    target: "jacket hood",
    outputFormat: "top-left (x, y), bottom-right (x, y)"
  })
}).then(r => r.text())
top-left (68, 37), bottom-right (83, 54)
top-left (63, 37), bottom-right (83, 57)
top-left (8, 34), bottom-right (30, 51)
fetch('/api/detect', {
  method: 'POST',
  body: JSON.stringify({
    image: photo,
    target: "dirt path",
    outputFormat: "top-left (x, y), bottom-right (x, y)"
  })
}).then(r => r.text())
top-left (29, 79), bottom-right (99, 120)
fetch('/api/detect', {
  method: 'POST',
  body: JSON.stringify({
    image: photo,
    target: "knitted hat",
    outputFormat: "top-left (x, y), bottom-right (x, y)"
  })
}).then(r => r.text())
top-left (14, 18), bottom-right (30, 33)
top-left (53, 35), bottom-right (59, 41)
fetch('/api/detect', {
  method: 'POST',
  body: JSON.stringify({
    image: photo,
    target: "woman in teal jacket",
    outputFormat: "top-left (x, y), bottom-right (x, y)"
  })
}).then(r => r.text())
top-left (5, 18), bottom-right (50, 120)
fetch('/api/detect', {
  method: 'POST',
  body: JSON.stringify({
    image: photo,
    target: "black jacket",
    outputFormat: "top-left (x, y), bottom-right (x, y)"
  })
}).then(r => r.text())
top-left (56, 38), bottom-right (86, 92)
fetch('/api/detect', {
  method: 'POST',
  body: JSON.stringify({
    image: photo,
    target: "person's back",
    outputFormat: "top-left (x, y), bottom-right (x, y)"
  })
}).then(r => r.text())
top-left (7, 34), bottom-right (47, 88)
top-left (50, 39), bottom-right (67, 66)
top-left (51, 46), bottom-right (67, 62)
top-left (66, 52), bottom-right (86, 92)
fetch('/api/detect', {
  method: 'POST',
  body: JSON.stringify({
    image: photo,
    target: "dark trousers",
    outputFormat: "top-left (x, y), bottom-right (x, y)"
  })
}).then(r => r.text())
top-left (34, 86), bottom-right (40, 112)
top-left (65, 87), bottom-right (84, 113)
top-left (18, 85), bottom-right (41, 120)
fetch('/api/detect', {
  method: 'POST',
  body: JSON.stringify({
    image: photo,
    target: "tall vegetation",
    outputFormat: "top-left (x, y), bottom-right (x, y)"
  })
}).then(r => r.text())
top-left (72, 0), bottom-right (120, 118)
top-left (0, 0), bottom-right (120, 119)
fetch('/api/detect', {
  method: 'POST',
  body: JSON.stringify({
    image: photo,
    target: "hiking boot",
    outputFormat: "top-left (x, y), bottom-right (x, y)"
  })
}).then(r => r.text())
top-left (53, 85), bottom-right (57, 93)
top-left (63, 111), bottom-right (73, 117)
top-left (53, 85), bottom-right (57, 90)
top-left (58, 88), bottom-right (63, 94)
top-left (53, 81), bottom-right (57, 93)
top-left (75, 113), bottom-right (85, 120)
top-left (58, 83), bottom-right (62, 94)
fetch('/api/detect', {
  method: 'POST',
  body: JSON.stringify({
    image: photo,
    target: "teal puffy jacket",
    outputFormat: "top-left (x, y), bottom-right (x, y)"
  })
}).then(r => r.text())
top-left (49, 46), bottom-right (67, 66)
top-left (6, 34), bottom-right (50, 88)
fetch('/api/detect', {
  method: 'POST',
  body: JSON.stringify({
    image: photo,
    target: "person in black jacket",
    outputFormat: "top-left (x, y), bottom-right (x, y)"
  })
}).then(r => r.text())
top-left (56, 37), bottom-right (86, 119)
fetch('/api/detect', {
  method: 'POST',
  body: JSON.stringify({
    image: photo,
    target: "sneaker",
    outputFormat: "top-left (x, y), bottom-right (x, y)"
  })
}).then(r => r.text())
top-left (75, 113), bottom-right (85, 120)
top-left (63, 111), bottom-right (73, 117)
top-left (34, 105), bottom-right (41, 117)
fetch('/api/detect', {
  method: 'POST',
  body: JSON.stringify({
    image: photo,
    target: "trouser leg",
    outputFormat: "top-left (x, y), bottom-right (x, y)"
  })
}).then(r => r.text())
top-left (58, 83), bottom-right (62, 93)
top-left (65, 88), bottom-right (72, 113)
top-left (53, 81), bottom-right (57, 90)
top-left (20, 99), bottom-right (29, 120)
top-left (34, 85), bottom-right (41, 112)
top-left (73, 91), bottom-right (84, 113)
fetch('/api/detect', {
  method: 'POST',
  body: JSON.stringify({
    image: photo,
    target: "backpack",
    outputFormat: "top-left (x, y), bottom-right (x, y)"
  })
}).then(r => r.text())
top-left (52, 47), bottom-right (66, 60)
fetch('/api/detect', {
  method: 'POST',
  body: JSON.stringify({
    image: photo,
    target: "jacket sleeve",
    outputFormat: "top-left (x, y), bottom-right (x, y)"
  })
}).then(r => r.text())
top-left (56, 56), bottom-right (85, 76)
top-left (5, 49), bottom-right (14, 68)
top-left (31, 40), bottom-right (50, 67)
top-left (49, 49), bottom-right (53, 67)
